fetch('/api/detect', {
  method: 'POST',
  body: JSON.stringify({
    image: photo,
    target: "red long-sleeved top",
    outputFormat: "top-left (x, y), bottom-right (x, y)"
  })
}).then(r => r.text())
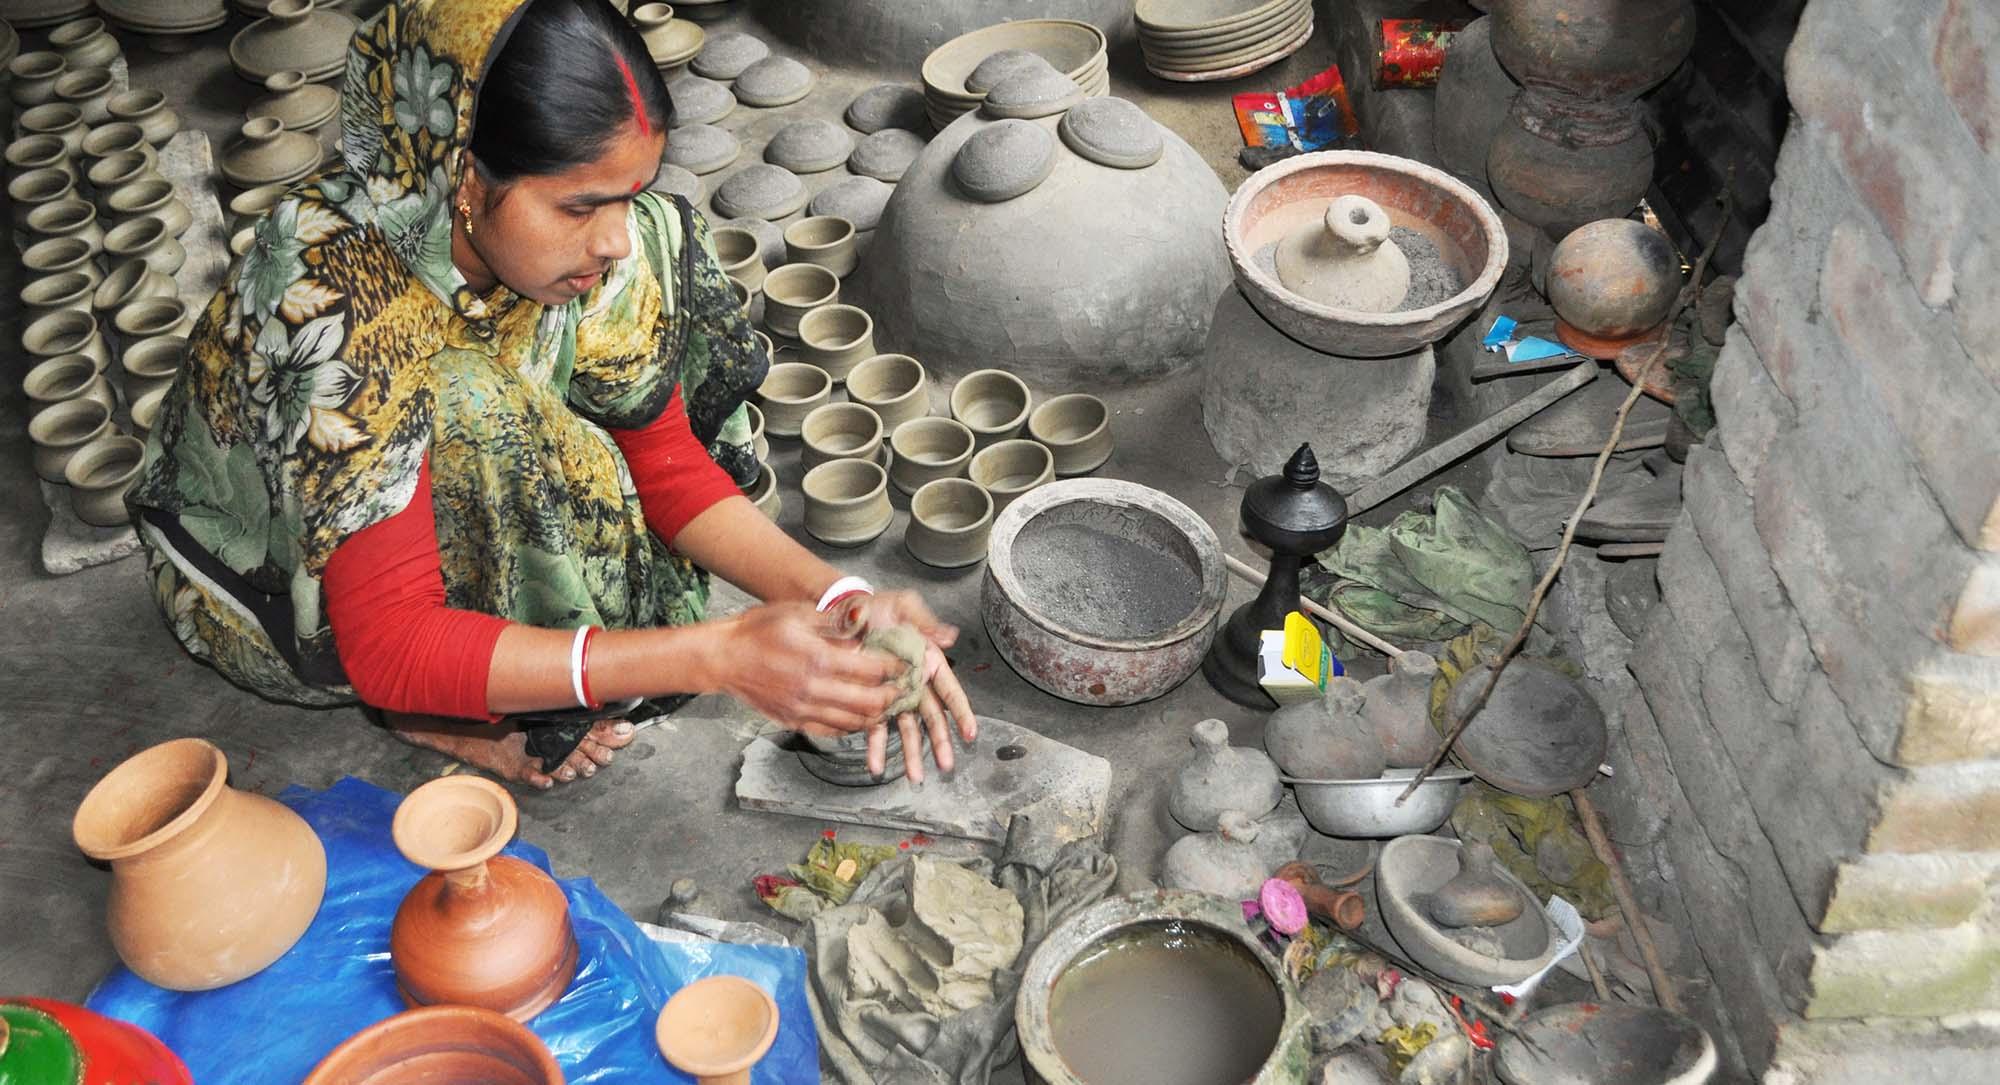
top-left (322, 389), bottom-right (741, 719)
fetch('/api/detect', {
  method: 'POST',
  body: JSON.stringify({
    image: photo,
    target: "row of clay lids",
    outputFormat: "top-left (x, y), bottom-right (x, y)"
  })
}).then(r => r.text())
top-left (1135, 0), bottom-right (1316, 82)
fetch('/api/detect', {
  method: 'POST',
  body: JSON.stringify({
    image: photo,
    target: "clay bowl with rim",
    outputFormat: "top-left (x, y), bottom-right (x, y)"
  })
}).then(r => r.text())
top-left (104, 216), bottom-right (186, 278)
top-left (28, 197), bottom-right (105, 253)
top-left (25, 308), bottom-right (109, 369)
top-left (1135, 0), bottom-right (1294, 34)
top-left (131, 387), bottom-right (169, 439)
top-left (9, 51), bottom-right (67, 107)
top-left (10, 166), bottom-right (76, 228)
top-left (761, 262), bottom-right (839, 339)
top-left (800, 401), bottom-right (884, 472)
top-left (20, 102), bottom-right (85, 155)
top-left (24, 352), bottom-right (114, 421)
top-left (87, 151), bottom-right (164, 205)
top-left (54, 66), bottom-right (115, 123)
top-left (1140, 1), bottom-right (1310, 59)
top-left (50, 17), bottom-right (120, 69)
top-left (801, 457), bottom-right (893, 548)
top-left (845, 353), bottom-right (930, 433)
top-left (949, 369), bottom-right (1032, 448)
top-left (1224, 150), bottom-right (1507, 358)
top-left (907, 477), bottom-right (995, 569)
top-left (968, 438), bottom-right (1054, 509)
top-left (107, 179), bottom-right (193, 237)
top-left (982, 477), bottom-right (1225, 705)
top-left (655, 975), bottom-right (779, 1085)
top-left (229, 182), bottom-right (288, 231)
top-left (797, 303), bottom-right (874, 381)
top-left (1284, 766), bottom-right (1472, 837)
top-left (1138, 0), bottom-right (1305, 50)
top-left (1027, 393), bottom-right (1112, 477)
top-left (63, 434), bottom-right (145, 526)
top-left (106, 87), bottom-right (181, 146)
top-left (754, 361), bottom-right (831, 437)
top-left (303, 1005), bottom-right (564, 1085)
top-left (1495, 1002), bottom-right (1718, 1085)
top-left (782, 215), bottom-right (857, 278)
top-left (743, 462), bottom-right (780, 519)
top-left (114, 297), bottom-right (195, 341)
top-left (122, 337), bottom-right (190, 401)
top-left (923, 19), bottom-right (1106, 103)
top-left (7, 132), bottom-right (76, 179)
top-left (744, 400), bottom-right (768, 460)
top-left (712, 225), bottom-right (764, 293)
top-left (81, 119), bottom-right (152, 164)
top-left (28, 396), bottom-right (113, 483)
top-left (94, 258), bottom-right (177, 316)
top-left (23, 236), bottom-right (102, 291)
top-left (22, 269), bottom-right (97, 325)
top-left (1376, 834), bottom-right (1560, 987)
top-left (888, 416), bottom-right (976, 496)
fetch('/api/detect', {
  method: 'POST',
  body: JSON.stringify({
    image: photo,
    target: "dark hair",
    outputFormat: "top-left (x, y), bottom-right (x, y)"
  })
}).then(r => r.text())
top-left (469, 0), bottom-right (673, 182)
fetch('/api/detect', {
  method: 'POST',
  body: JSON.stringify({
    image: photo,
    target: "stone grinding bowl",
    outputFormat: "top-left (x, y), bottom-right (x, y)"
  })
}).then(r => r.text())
top-left (1496, 1002), bottom-right (1718, 1085)
top-left (1224, 150), bottom-right (1506, 358)
top-left (1284, 766), bottom-right (1471, 838)
top-left (982, 478), bottom-right (1224, 706)
top-left (1376, 835), bottom-right (1560, 988)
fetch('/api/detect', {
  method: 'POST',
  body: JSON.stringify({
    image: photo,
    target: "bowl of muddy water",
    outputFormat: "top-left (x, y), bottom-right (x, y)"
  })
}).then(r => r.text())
top-left (1017, 889), bottom-right (1309, 1085)
top-left (981, 478), bottom-right (1225, 706)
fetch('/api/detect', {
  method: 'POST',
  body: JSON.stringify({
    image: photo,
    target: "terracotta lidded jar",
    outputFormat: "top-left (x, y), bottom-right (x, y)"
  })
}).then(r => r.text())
top-left (390, 775), bottom-right (580, 1021)
top-left (655, 975), bottom-right (780, 1085)
top-left (303, 1005), bottom-right (564, 1085)
top-left (1361, 650), bottom-right (1444, 769)
top-left (1168, 718), bottom-right (1283, 832)
top-left (1264, 676), bottom-right (1387, 780)
top-left (71, 737), bottom-right (328, 990)
top-left (1274, 194), bottom-right (1410, 313)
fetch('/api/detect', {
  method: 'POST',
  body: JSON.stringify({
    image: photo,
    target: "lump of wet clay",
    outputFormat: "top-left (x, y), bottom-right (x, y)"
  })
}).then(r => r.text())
top-left (865, 624), bottom-right (928, 717)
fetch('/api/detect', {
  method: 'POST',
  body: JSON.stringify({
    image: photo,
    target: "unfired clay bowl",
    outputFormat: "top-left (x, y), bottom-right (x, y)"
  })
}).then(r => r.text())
top-left (21, 269), bottom-right (96, 325)
top-left (103, 216), bottom-right (186, 278)
top-left (799, 401), bottom-right (884, 471)
top-left (845, 353), bottom-right (929, 432)
top-left (1376, 835), bottom-right (1559, 987)
top-left (10, 52), bottom-right (67, 108)
top-left (968, 438), bottom-right (1054, 509)
top-left (93, 259), bottom-right (176, 316)
top-left (761, 262), bottom-right (838, 339)
top-left (114, 297), bottom-right (194, 340)
top-left (782, 215), bottom-right (857, 278)
top-left (712, 225), bottom-right (765, 293)
top-left (754, 362), bottom-right (831, 437)
top-left (907, 477), bottom-right (994, 569)
top-left (131, 387), bottom-right (169, 439)
top-left (29, 396), bottom-right (113, 483)
top-left (7, 133), bottom-right (75, 180)
top-left (797, 303), bottom-right (874, 381)
top-left (63, 434), bottom-right (144, 526)
top-left (744, 462), bottom-right (781, 519)
top-left (27, 198), bottom-right (104, 257)
top-left (122, 336), bottom-right (187, 401)
top-left (55, 67), bottom-right (116, 125)
top-left (11, 167), bottom-right (76, 228)
top-left (80, 119), bottom-right (149, 164)
top-left (20, 102), bottom-right (85, 156)
top-left (949, 369), bottom-right (1032, 448)
top-left (802, 457), bottom-right (893, 548)
top-left (1027, 393), bottom-right (1112, 476)
top-left (888, 416), bottom-right (975, 496)
top-left (23, 236), bottom-right (101, 291)
top-left (24, 308), bottom-right (109, 370)
top-left (24, 352), bottom-right (114, 421)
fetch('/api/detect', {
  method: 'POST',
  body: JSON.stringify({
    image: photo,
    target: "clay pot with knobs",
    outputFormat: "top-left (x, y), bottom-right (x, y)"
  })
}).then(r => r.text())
top-left (656, 975), bottom-right (779, 1085)
top-left (230, 0), bottom-right (360, 84)
top-left (303, 1005), bottom-right (564, 1085)
top-left (248, 69), bottom-right (340, 135)
top-left (1361, 650), bottom-right (1443, 768)
top-left (1161, 809), bottom-right (1270, 900)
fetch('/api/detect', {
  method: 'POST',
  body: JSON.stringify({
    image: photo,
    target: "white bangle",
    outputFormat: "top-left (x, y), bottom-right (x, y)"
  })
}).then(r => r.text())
top-left (814, 575), bottom-right (874, 612)
top-left (569, 625), bottom-right (592, 709)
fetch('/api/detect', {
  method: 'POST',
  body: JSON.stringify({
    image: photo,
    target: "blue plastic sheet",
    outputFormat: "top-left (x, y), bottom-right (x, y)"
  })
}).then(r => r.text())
top-left (86, 777), bottom-right (817, 1084)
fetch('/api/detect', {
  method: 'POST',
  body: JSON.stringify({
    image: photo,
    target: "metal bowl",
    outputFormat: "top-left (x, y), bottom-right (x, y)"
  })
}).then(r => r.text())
top-left (1286, 766), bottom-right (1472, 838)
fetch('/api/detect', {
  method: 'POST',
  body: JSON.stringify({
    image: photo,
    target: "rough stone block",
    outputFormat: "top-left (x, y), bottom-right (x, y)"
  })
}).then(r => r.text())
top-left (1948, 555), bottom-right (2000, 655)
top-left (1869, 763), bottom-right (2000, 853)
top-left (1806, 922), bottom-right (2000, 1019)
top-left (1586, 688), bottom-right (1675, 848)
top-left (1933, 0), bottom-right (2000, 166)
top-left (1706, 328), bottom-right (1795, 493)
top-left (1822, 851), bottom-right (2000, 933)
top-left (1769, 1012), bottom-right (2000, 1084)
top-left (1682, 444), bottom-right (1814, 705)
top-left (1902, 653), bottom-right (2000, 764)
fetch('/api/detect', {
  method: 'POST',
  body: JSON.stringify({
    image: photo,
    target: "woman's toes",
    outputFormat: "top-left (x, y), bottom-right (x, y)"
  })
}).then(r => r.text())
top-left (578, 738), bottom-right (617, 767)
top-left (592, 719), bottom-right (639, 750)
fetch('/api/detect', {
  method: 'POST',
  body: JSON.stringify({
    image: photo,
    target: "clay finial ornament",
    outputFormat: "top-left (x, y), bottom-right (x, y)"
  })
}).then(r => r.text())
top-left (1274, 193), bottom-right (1411, 312)
top-left (656, 975), bottom-right (780, 1085)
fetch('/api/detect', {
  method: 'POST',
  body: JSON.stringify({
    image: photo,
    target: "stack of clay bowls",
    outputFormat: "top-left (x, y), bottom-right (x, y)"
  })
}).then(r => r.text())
top-left (1136, 0), bottom-right (1316, 82)
top-left (0, 0), bottom-right (87, 30)
top-left (231, 0), bottom-right (357, 84)
top-left (921, 19), bottom-right (1109, 130)
top-left (99, 0), bottom-right (229, 51)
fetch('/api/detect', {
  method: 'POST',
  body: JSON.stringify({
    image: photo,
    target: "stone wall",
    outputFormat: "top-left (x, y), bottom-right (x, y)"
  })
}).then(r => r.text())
top-left (1624, 0), bottom-right (2000, 1077)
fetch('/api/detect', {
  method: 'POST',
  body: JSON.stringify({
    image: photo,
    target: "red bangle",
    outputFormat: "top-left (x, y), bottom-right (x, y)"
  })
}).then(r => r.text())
top-left (580, 626), bottom-right (601, 709)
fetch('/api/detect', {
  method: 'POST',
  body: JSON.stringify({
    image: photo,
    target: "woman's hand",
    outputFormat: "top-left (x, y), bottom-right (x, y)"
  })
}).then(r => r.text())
top-left (709, 603), bottom-right (908, 737)
top-left (857, 591), bottom-right (979, 783)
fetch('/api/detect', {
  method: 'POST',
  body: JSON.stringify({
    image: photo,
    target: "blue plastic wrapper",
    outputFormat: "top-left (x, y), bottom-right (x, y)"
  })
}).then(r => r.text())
top-left (85, 777), bottom-right (817, 1084)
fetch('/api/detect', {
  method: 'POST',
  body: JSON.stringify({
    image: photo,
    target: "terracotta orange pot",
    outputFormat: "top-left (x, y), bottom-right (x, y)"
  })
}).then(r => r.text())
top-left (389, 776), bottom-right (579, 1021)
top-left (71, 737), bottom-right (326, 991)
top-left (302, 1005), bottom-right (563, 1085)
top-left (655, 975), bottom-right (779, 1085)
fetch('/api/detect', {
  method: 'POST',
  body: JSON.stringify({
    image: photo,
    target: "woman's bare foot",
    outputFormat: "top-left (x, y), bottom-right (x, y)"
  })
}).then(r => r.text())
top-left (384, 713), bottom-right (640, 790)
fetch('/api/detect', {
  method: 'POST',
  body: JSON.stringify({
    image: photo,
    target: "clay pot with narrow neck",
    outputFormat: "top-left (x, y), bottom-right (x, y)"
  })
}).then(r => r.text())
top-left (1274, 194), bottom-right (1411, 313)
top-left (1168, 717), bottom-right (1283, 832)
top-left (390, 775), bottom-right (580, 1021)
top-left (71, 737), bottom-right (327, 989)
top-left (108, 88), bottom-right (183, 147)
top-left (303, 1005), bottom-right (564, 1085)
top-left (656, 975), bottom-right (779, 1085)
top-left (1423, 844), bottom-right (1526, 929)
top-left (1264, 676), bottom-right (1387, 781)
top-left (1361, 650), bottom-right (1443, 768)
top-left (1161, 809), bottom-right (1270, 900)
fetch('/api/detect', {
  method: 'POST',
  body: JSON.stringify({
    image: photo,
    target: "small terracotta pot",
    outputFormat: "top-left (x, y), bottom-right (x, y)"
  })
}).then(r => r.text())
top-left (390, 776), bottom-right (580, 1021)
top-left (10, 166), bottom-right (77, 229)
top-left (27, 198), bottom-right (104, 257)
top-left (798, 303), bottom-right (874, 381)
top-left (55, 67), bottom-right (116, 126)
top-left (115, 297), bottom-right (195, 341)
top-left (104, 216), bottom-right (187, 278)
top-left (132, 387), bottom-right (170, 439)
top-left (20, 102), bottom-right (87, 157)
top-left (949, 369), bottom-right (1032, 448)
top-left (63, 434), bottom-right (144, 526)
top-left (9, 51), bottom-right (68, 108)
top-left (846, 353), bottom-right (929, 432)
top-left (888, 416), bottom-right (976, 496)
top-left (968, 438), bottom-right (1055, 509)
top-left (727, 274), bottom-right (753, 319)
top-left (782, 215), bottom-right (858, 278)
top-left (21, 269), bottom-right (98, 326)
top-left (712, 225), bottom-right (765, 293)
top-left (51, 17), bottom-right (122, 72)
top-left (94, 258), bottom-right (177, 317)
top-left (655, 975), bottom-right (779, 1085)
top-left (761, 263), bottom-right (839, 339)
top-left (87, 152), bottom-right (165, 209)
top-left (802, 457), bottom-right (893, 547)
top-left (755, 362), bottom-right (832, 437)
top-left (1028, 393), bottom-right (1113, 476)
top-left (25, 308), bottom-right (111, 371)
top-left (743, 462), bottom-right (781, 519)
top-left (800, 401), bottom-right (884, 471)
top-left (907, 477), bottom-right (995, 569)
top-left (106, 179), bottom-right (193, 237)
top-left (303, 1005), bottom-right (564, 1085)
top-left (229, 183), bottom-right (289, 233)
top-left (71, 739), bottom-right (326, 991)
top-left (7, 132), bottom-right (77, 181)
top-left (107, 88), bottom-right (182, 147)
top-left (744, 400), bottom-right (769, 460)
top-left (29, 397), bottom-right (113, 483)
top-left (123, 336), bottom-right (187, 402)
top-left (23, 352), bottom-right (114, 422)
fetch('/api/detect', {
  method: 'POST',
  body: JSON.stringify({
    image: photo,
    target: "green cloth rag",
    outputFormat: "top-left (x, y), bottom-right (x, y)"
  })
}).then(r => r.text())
top-left (1311, 486), bottom-right (1541, 644)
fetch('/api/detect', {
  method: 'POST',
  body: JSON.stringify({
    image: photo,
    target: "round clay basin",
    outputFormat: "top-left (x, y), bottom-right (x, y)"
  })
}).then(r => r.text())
top-left (982, 478), bottom-right (1224, 706)
top-left (1497, 1002), bottom-right (1718, 1085)
top-left (1224, 150), bottom-right (1506, 358)
top-left (1376, 835), bottom-right (1559, 988)
top-left (302, 1005), bottom-right (562, 1085)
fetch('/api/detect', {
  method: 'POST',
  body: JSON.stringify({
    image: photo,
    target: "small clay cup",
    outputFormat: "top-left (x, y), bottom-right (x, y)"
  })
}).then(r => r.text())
top-left (23, 235), bottom-right (103, 291)
top-left (229, 183), bottom-right (288, 233)
top-left (888, 416), bottom-right (976, 496)
top-left (761, 262), bottom-right (839, 339)
top-left (20, 103), bottom-right (86, 157)
top-left (107, 179), bottom-right (193, 238)
top-left (755, 362), bottom-right (831, 437)
top-left (797, 303), bottom-right (874, 381)
top-left (94, 259), bottom-right (177, 317)
top-left (1027, 393), bottom-right (1113, 476)
top-left (10, 167), bottom-right (77, 230)
top-left (7, 133), bottom-right (75, 183)
top-left (21, 270), bottom-right (98, 326)
top-left (24, 308), bottom-right (111, 372)
top-left (23, 353), bottom-right (115, 422)
top-left (968, 438), bottom-right (1055, 509)
top-left (949, 369), bottom-right (1032, 448)
top-left (800, 401), bottom-right (884, 471)
top-left (743, 462), bottom-right (781, 519)
top-left (713, 226), bottom-right (765, 293)
top-left (802, 457), bottom-right (893, 547)
top-left (52, 18), bottom-right (121, 72)
top-left (104, 216), bottom-right (186, 278)
top-left (87, 152), bottom-right (165, 208)
top-left (845, 353), bottom-right (929, 432)
top-left (63, 435), bottom-right (144, 526)
top-left (727, 274), bottom-right (753, 319)
top-left (782, 215), bottom-right (857, 278)
top-left (117, 297), bottom-right (195, 341)
top-left (744, 400), bottom-right (769, 460)
top-left (81, 121), bottom-right (152, 166)
top-left (122, 337), bottom-right (189, 401)
top-left (55, 68), bottom-right (117, 126)
top-left (27, 198), bottom-right (105, 257)
top-left (231, 227), bottom-right (259, 258)
top-left (9, 52), bottom-right (68, 108)
top-left (303, 1005), bottom-right (564, 1085)
top-left (655, 975), bottom-right (779, 1085)
top-left (131, 387), bottom-right (169, 439)
top-left (906, 477), bottom-right (995, 569)
top-left (107, 89), bottom-right (182, 147)
top-left (29, 397), bottom-right (113, 483)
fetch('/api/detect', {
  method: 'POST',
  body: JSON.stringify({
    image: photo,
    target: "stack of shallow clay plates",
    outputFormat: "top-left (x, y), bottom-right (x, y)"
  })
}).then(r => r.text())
top-left (0, 0), bottom-right (91, 29)
top-left (1135, 0), bottom-right (1315, 82)
top-left (921, 19), bottom-right (1108, 130)
top-left (99, 0), bottom-right (229, 44)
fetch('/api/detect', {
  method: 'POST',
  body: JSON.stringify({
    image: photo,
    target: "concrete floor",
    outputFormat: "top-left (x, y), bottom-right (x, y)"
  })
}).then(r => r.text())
top-left (0, 0), bottom-right (1500, 1037)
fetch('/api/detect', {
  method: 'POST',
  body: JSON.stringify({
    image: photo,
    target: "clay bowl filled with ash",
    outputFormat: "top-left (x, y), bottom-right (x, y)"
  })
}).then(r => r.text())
top-left (1225, 149), bottom-right (1506, 358)
top-left (982, 478), bottom-right (1224, 706)
top-left (1376, 835), bottom-right (1560, 987)
top-left (1497, 1002), bottom-right (1718, 1085)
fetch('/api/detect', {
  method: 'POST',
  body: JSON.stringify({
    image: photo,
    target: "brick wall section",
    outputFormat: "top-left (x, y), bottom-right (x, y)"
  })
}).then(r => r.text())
top-left (1624, 0), bottom-right (2000, 1075)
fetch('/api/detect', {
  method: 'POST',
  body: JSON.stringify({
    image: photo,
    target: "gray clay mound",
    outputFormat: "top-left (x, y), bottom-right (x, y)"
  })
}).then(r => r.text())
top-left (724, 216), bottom-right (788, 267)
top-left (964, 49), bottom-right (1046, 94)
top-left (690, 30), bottom-right (768, 80)
top-left (763, 118), bottom-right (854, 174)
top-left (952, 119), bottom-right (1057, 203)
top-left (809, 176), bottom-right (893, 232)
top-left (733, 56), bottom-right (814, 108)
top-left (663, 123), bottom-right (740, 174)
top-left (668, 75), bottom-right (734, 126)
top-left (1059, 97), bottom-right (1164, 170)
top-left (848, 128), bottom-right (927, 182)
top-left (845, 83), bottom-right (929, 134)
top-left (980, 63), bottom-right (1086, 120)
top-left (713, 163), bottom-right (807, 220)
top-left (649, 163), bottom-right (702, 202)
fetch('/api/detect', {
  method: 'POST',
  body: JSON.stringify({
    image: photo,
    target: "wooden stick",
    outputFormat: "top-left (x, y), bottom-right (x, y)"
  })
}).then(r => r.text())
top-left (1572, 789), bottom-right (1681, 1012)
top-left (1579, 938), bottom-right (1614, 1002)
top-left (1223, 552), bottom-right (1406, 659)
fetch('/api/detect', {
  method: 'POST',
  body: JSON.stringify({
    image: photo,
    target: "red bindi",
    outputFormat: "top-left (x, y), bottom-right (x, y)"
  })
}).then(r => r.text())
top-left (613, 54), bottom-right (651, 137)
top-left (630, 180), bottom-right (643, 193)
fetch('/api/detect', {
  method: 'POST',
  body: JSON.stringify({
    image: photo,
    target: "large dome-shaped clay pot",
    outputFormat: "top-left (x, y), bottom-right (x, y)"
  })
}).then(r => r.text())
top-left (303, 1005), bottom-right (564, 1085)
top-left (389, 776), bottom-right (579, 1022)
top-left (71, 737), bottom-right (327, 990)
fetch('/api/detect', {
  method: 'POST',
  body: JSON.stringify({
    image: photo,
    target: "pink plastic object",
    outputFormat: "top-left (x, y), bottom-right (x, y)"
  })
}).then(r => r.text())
top-left (1259, 878), bottom-right (1309, 936)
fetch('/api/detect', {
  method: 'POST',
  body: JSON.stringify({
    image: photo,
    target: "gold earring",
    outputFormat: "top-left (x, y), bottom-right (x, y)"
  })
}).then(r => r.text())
top-left (458, 198), bottom-right (473, 237)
